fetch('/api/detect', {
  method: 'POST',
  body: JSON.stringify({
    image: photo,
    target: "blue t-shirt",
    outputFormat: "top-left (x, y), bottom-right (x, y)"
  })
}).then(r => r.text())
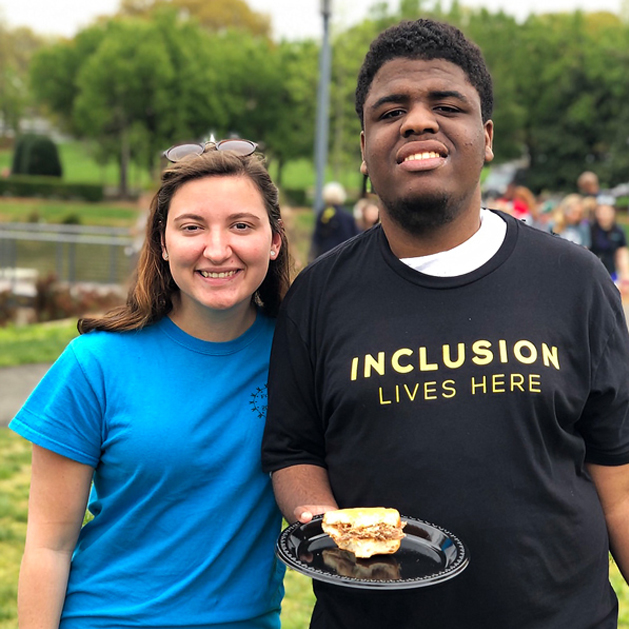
top-left (10, 314), bottom-right (284, 628)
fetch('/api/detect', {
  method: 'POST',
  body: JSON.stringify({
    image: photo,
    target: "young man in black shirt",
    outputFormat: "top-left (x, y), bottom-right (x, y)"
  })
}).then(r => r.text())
top-left (263, 18), bottom-right (629, 628)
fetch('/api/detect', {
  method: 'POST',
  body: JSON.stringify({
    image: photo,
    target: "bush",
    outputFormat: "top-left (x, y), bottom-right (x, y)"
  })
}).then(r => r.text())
top-left (0, 176), bottom-right (104, 202)
top-left (0, 290), bottom-right (17, 326)
top-left (281, 187), bottom-right (309, 207)
top-left (11, 134), bottom-right (63, 178)
top-left (32, 274), bottom-right (125, 323)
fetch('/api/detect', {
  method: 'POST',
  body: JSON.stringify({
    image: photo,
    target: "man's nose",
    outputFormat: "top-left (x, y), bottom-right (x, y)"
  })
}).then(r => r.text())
top-left (399, 104), bottom-right (439, 137)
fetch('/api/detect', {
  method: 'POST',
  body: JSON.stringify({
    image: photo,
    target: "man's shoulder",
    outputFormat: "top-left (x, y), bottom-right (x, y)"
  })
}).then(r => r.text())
top-left (510, 215), bottom-right (595, 257)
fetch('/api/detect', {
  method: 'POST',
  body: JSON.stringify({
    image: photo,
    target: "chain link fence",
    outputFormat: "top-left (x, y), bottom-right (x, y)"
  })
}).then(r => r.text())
top-left (0, 223), bottom-right (136, 298)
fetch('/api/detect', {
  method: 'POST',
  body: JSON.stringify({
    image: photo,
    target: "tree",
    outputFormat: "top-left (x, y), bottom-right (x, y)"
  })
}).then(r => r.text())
top-left (511, 11), bottom-right (627, 192)
top-left (118, 0), bottom-right (271, 37)
top-left (0, 22), bottom-right (43, 137)
top-left (265, 40), bottom-right (319, 187)
top-left (30, 12), bottom-right (227, 196)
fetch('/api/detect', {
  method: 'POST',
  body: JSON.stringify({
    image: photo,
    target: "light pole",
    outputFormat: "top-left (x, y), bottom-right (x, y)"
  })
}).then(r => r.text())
top-left (313, 0), bottom-right (332, 214)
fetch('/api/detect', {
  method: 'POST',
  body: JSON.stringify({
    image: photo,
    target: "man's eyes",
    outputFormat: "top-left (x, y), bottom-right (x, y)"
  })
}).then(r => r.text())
top-left (378, 104), bottom-right (461, 120)
top-left (434, 104), bottom-right (461, 114)
top-left (380, 108), bottom-right (405, 120)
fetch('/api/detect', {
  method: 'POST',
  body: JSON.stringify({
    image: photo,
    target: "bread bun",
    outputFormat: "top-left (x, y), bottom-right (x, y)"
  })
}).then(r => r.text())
top-left (322, 507), bottom-right (406, 559)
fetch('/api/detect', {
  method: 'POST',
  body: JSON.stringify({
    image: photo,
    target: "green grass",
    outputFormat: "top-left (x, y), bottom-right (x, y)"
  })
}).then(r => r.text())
top-left (0, 198), bottom-right (142, 228)
top-left (0, 141), bottom-right (155, 191)
top-left (57, 142), bottom-right (154, 189)
top-left (0, 320), bottom-right (78, 367)
top-left (0, 429), bottom-right (31, 629)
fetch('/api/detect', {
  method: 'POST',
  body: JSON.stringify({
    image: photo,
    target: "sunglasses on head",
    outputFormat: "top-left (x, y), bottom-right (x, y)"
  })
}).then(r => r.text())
top-left (163, 137), bottom-right (258, 163)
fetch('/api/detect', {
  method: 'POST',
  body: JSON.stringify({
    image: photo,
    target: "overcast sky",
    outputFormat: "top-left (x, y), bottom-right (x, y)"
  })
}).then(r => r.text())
top-left (0, 0), bottom-right (622, 41)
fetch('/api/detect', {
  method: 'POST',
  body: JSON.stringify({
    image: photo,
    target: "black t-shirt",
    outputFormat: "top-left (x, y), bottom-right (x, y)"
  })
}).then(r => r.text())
top-left (262, 212), bottom-right (629, 629)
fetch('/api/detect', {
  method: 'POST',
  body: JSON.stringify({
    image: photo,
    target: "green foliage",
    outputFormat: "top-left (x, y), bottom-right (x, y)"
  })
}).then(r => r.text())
top-left (11, 134), bottom-right (63, 177)
top-left (0, 23), bottom-right (44, 138)
top-left (263, 39), bottom-right (319, 186)
top-left (30, 12), bottom-right (228, 196)
top-left (0, 176), bottom-right (103, 202)
top-left (15, 0), bottom-right (629, 197)
top-left (118, 0), bottom-right (272, 37)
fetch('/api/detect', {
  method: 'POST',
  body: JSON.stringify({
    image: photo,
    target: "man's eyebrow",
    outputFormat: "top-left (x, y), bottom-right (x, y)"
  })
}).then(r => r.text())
top-left (369, 93), bottom-right (408, 111)
top-left (430, 89), bottom-right (470, 103)
top-left (369, 89), bottom-right (471, 111)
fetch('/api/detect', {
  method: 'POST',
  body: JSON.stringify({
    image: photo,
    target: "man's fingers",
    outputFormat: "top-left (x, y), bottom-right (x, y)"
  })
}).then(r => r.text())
top-left (293, 504), bottom-right (338, 523)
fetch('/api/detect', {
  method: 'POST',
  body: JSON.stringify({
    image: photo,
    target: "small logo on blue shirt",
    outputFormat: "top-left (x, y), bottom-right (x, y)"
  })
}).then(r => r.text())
top-left (250, 384), bottom-right (268, 419)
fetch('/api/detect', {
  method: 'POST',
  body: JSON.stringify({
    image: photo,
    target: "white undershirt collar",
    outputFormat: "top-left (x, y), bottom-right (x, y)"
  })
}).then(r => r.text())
top-left (400, 209), bottom-right (507, 277)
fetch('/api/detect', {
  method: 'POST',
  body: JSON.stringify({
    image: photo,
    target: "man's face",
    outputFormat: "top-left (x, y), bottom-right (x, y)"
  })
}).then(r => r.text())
top-left (360, 57), bottom-right (494, 235)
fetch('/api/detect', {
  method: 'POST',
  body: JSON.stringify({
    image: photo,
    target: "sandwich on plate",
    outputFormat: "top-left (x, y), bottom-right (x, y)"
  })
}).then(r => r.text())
top-left (321, 507), bottom-right (406, 559)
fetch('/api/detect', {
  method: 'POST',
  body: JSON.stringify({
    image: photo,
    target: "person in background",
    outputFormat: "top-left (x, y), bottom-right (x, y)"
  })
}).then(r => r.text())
top-left (10, 142), bottom-right (290, 629)
top-left (494, 180), bottom-right (531, 222)
top-left (590, 196), bottom-right (629, 296)
top-left (309, 181), bottom-right (360, 260)
top-left (550, 192), bottom-right (591, 247)
top-left (577, 170), bottom-right (601, 199)
top-left (353, 194), bottom-right (380, 231)
top-left (262, 17), bottom-right (629, 629)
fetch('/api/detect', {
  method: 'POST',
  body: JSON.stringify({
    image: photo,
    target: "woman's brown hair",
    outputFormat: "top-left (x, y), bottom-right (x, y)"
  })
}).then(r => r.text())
top-left (78, 150), bottom-right (292, 334)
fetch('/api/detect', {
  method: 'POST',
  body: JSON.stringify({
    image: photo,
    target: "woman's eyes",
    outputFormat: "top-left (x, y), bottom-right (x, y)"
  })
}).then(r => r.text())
top-left (178, 222), bottom-right (254, 233)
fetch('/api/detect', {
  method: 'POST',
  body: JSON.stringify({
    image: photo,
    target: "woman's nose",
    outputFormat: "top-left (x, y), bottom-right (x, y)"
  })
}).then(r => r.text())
top-left (203, 233), bottom-right (232, 262)
top-left (399, 104), bottom-right (439, 137)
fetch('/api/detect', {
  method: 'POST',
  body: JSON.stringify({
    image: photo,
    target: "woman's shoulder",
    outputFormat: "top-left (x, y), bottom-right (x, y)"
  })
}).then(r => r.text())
top-left (68, 323), bottom-right (157, 363)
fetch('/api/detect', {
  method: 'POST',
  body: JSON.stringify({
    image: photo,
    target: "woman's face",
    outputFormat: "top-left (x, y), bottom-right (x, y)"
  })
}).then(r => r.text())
top-left (564, 201), bottom-right (584, 224)
top-left (162, 175), bottom-right (281, 325)
top-left (595, 204), bottom-right (616, 230)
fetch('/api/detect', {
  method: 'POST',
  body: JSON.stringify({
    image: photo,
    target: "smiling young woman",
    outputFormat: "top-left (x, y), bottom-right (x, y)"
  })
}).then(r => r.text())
top-left (10, 148), bottom-right (293, 629)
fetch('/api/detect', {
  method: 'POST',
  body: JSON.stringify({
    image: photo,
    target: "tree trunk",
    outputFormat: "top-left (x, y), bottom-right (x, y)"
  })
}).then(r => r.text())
top-left (118, 128), bottom-right (130, 198)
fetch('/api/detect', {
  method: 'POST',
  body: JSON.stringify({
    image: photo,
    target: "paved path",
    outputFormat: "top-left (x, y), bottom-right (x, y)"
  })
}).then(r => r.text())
top-left (0, 363), bottom-right (51, 427)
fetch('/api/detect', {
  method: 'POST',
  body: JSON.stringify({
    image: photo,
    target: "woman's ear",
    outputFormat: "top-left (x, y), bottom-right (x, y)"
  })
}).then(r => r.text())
top-left (270, 232), bottom-right (282, 259)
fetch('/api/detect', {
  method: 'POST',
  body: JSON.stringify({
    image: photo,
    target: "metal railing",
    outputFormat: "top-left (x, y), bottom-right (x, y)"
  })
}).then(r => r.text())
top-left (0, 222), bottom-right (136, 288)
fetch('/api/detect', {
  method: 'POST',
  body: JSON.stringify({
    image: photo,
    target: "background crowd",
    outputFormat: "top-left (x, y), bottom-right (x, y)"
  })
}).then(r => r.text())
top-left (488, 170), bottom-right (629, 295)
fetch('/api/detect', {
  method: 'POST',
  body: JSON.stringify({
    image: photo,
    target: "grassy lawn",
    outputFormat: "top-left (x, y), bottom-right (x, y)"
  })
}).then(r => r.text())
top-left (0, 320), bottom-right (78, 367)
top-left (0, 197), bottom-right (142, 228)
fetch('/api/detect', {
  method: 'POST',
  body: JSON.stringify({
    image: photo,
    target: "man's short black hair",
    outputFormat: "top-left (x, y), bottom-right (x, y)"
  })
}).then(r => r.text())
top-left (355, 19), bottom-right (494, 127)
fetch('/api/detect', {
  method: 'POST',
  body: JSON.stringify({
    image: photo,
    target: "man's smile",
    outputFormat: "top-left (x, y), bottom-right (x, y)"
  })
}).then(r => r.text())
top-left (403, 151), bottom-right (441, 162)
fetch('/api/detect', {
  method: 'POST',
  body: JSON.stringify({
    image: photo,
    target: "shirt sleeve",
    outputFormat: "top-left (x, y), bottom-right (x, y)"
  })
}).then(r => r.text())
top-left (579, 282), bottom-right (629, 465)
top-left (261, 309), bottom-right (327, 473)
top-left (9, 341), bottom-right (104, 467)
